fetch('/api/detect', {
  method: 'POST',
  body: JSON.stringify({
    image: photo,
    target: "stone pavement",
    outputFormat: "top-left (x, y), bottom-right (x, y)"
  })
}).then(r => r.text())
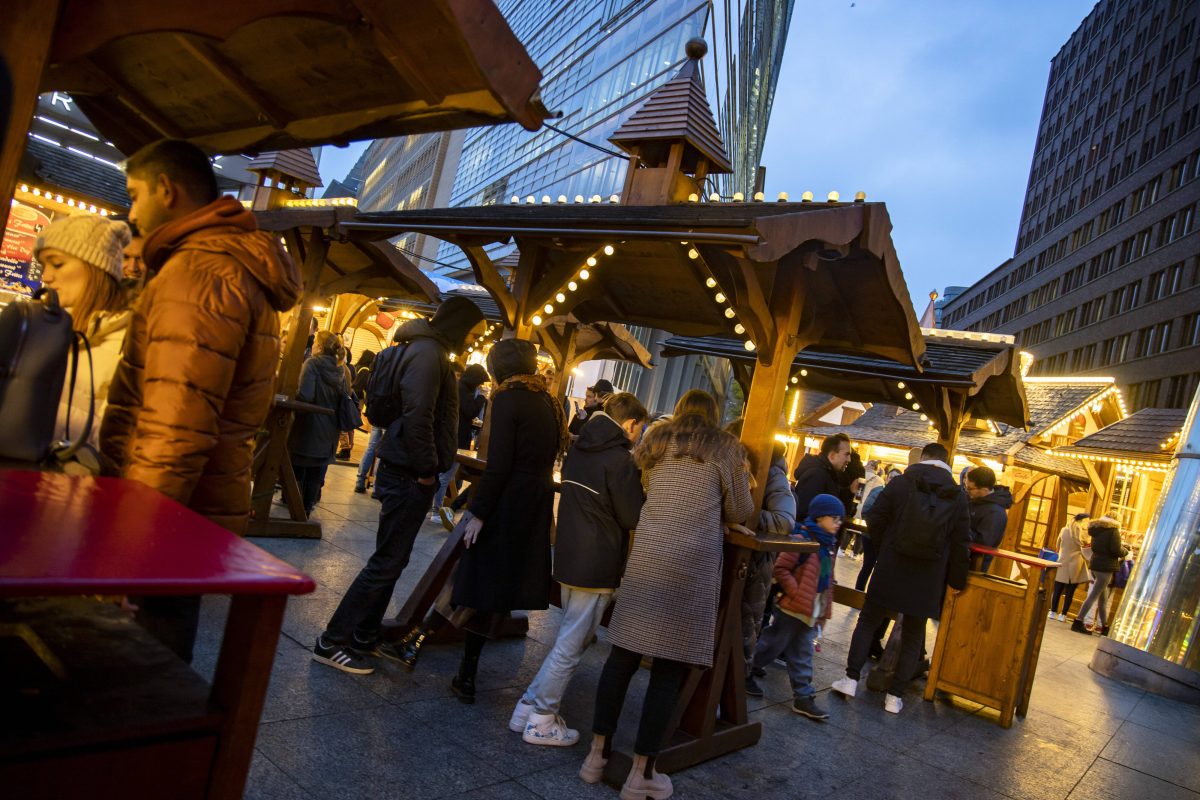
top-left (192, 462), bottom-right (1200, 800)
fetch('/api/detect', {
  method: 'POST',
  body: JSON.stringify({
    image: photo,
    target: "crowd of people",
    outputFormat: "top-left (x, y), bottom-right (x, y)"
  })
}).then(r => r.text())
top-left (19, 136), bottom-right (1135, 799)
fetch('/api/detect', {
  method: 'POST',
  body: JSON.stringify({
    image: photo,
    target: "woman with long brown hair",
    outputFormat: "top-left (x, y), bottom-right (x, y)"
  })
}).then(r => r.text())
top-left (580, 389), bottom-right (753, 798)
top-left (36, 214), bottom-right (131, 451)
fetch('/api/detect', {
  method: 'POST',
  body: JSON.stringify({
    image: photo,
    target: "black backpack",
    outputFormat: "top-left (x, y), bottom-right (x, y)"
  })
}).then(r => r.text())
top-left (363, 342), bottom-right (409, 428)
top-left (0, 288), bottom-right (93, 463)
top-left (891, 475), bottom-right (963, 561)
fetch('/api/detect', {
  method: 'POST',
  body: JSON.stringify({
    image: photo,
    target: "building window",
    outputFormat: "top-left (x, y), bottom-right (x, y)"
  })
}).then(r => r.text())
top-left (1164, 373), bottom-right (1199, 408)
top-left (1109, 470), bottom-right (1138, 530)
top-left (1019, 475), bottom-right (1059, 552)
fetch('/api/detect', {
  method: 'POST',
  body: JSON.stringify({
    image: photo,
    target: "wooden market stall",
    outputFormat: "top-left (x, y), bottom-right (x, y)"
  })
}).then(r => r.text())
top-left (338, 42), bottom-right (931, 775)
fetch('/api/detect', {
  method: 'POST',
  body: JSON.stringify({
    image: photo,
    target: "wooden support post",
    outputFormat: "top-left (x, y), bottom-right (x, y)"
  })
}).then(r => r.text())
top-left (937, 390), bottom-right (968, 456)
top-left (0, 0), bottom-right (62, 233)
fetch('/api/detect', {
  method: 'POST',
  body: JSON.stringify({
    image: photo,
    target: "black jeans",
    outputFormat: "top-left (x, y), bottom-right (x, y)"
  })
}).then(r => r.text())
top-left (323, 465), bottom-right (437, 645)
top-left (846, 599), bottom-right (926, 695)
top-left (1051, 582), bottom-right (1080, 615)
top-left (293, 462), bottom-right (330, 515)
top-left (135, 595), bottom-right (202, 664)
top-left (593, 645), bottom-right (690, 756)
top-left (854, 536), bottom-right (878, 592)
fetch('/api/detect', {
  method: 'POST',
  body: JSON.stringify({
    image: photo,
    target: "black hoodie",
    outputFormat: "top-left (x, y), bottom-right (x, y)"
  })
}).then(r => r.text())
top-left (553, 412), bottom-right (645, 589)
top-left (376, 319), bottom-right (459, 478)
top-left (289, 353), bottom-right (349, 463)
top-left (793, 452), bottom-right (842, 518)
top-left (968, 485), bottom-right (1013, 547)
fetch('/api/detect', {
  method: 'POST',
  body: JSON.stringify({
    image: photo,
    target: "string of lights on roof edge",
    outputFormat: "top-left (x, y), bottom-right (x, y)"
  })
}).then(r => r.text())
top-left (14, 183), bottom-right (119, 216)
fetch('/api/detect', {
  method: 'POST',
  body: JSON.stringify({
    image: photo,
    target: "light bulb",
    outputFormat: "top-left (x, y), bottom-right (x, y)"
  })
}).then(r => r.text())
top-left (526, 195), bottom-right (536, 204)
top-left (568, 281), bottom-right (578, 291)
top-left (705, 277), bottom-right (717, 288)
top-left (791, 376), bottom-right (798, 384)
top-left (603, 244), bottom-right (614, 256)
top-left (609, 195), bottom-right (619, 203)
top-left (904, 392), bottom-right (913, 400)
top-left (541, 195), bottom-right (552, 204)
top-left (854, 191), bottom-right (866, 202)
top-left (580, 269), bottom-right (590, 280)
top-left (733, 192), bottom-right (744, 201)
top-left (801, 191), bottom-right (814, 202)
top-left (897, 381), bottom-right (906, 389)
top-left (709, 192), bottom-right (720, 201)
top-left (714, 292), bottom-right (726, 303)
top-left (688, 248), bottom-right (699, 259)
top-left (587, 256), bottom-right (597, 267)
top-left (531, 315), bottom-right (543, 326)
top-left (744, 340), bottom-right (756, 351)
top-left (753, 191), bottom-right (764, 201)
top-left (557, 195), bottom-right (568, 203)
top-left (777, 191), bottom-right (789, 202)
top-left (800, 369), bottom-right (808, 377)
top-left (544, 303), bottom-right (554, 314)
top-left (912, 403), bottom-right (920, 410)
top-left (574, 195), bottom-right (585, 203)
top-left (556, 292), bottom-right (566, 303)
top-left (724, 308), bottom-right (736, 319)
top-left (920, 414), bottom-right (928, 421)
top-left (827, 190), bottom-right (840, 202)
top-left (733, 323), bottom-right (745, 334)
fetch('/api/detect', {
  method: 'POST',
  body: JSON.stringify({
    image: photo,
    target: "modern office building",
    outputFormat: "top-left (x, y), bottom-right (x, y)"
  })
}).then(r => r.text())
top-left (941, 0), bottom-right (1200, 411)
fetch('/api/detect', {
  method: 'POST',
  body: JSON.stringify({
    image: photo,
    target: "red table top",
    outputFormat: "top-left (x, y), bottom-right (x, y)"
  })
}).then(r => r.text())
top-left (0, 470), bottom-right (316, 597)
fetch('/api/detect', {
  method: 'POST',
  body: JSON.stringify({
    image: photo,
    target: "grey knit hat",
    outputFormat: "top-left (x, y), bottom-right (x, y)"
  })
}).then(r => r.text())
top-left (34, 214), bottom-right (131, 283)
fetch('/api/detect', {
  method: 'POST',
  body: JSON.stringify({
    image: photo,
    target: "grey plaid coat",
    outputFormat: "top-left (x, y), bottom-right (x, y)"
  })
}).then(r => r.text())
top-left (605, 436), bottom-right (754, 667)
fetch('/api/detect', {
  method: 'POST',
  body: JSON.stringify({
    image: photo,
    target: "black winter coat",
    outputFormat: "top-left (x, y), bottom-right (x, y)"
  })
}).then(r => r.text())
top-left (793, 453), bottom-right (842, 518)
top-left (864, 461), bottom-right (971, 620)
top-left (453, 385), bottom-right (560, 612)
top-left (289, 354), bottom-right (348, 465)
top-left (553, 413), bottom-right (645, 589)
top-left (968, 485), bottom-right (1012, 547)
top-left (1088, 522), bottom-right (1128, 573)
top-left (457, 381), bottom-right (487, 449)
top-left (376, 320), bottom-right (458, 478)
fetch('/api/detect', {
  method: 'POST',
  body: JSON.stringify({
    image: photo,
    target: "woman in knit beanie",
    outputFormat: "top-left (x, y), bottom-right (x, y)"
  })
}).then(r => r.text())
top-left (35, 214), bottom-right (133, 453)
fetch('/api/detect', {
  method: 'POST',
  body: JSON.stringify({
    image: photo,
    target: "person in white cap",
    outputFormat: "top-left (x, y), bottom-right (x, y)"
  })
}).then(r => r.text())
top-left (35, 213), bottom-right (132, 451)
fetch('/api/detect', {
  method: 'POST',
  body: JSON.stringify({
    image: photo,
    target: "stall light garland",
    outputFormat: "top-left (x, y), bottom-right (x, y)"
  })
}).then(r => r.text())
top-left (686, 244), bottom-right (756, 352)
top-left (281, 197), bottom-right (358, 208)
top-left (1161, 430), bottom-right (1183, 450)
top-left (528, 245), bottom-right (610, 327)
top-left (15, 183), bottom-right (117, 216)
top-left (465, 322), bottom-right (501, 354)
top-left (1049, 448), bottom-right (1172, 473)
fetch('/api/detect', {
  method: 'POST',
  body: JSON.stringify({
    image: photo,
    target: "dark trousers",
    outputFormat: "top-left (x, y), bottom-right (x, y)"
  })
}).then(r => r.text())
top-left (293, 462), bottom-right (330, 515)
top-left (323, 465), bottom-right (436, 645)
top-left (1051, 582), bottom-right (1080, 615)
top-left (593, 645), bottom-right (689, 756)
top-left (846, 599), bottom-right (926, 695)
top-left (854, 537), bottom-right (878, 592)
top-left (135, 595), bottom-right (202, 664)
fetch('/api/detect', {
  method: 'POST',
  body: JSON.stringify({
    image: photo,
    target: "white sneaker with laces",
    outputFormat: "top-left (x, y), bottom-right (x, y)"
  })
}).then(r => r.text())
top-left (1057, 613), bottom-right (1066, 622)
top-left (508, 698), bottom-right (534, 733)
top-left (1048, 610), bottom-right (1056, 619)
top-left (522, 711), bottom-right (580, 747)
top-left (831, 677), bottom-right (858, 698)
top-left (884, 693), bottom-right (904, 714)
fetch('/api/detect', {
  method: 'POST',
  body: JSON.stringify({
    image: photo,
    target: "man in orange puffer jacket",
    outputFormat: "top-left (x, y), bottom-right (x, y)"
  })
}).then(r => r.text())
top-left (745, 493), bottom-right (844, 721)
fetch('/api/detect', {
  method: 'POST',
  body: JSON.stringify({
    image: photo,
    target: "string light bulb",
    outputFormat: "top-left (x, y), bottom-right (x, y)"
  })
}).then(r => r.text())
top-left (709, 192), bottom-right (721, 201)
top-left (897, 381), bottom-right (906, 389)
top-left (544, 303), bottom-right (554, 314)
top-left (705, 277), bottom-right (717, 288)
top-left (688, 193), bottom-right (699, 202)
top-left (800, 369), bottom-right (808, 377)
top-left (854, 191), bottom-right (866, 202)
top-left (753, 191), bottom-right (765, 201)
top-left (688, 248), bottom-right (699, 259)
top-left (580, 269), bottom-right (590, 280)
top-left (556, 292), bottom-right (566, 303)
top-left (733, 192), bottom-right (744, 201)
top-left (724, 308), bottom-right (736, 319)
top-left (904, 392), bottom-right (913, 400)
top-left (744, 340), bottom-right (756, 351)
top-left (714, 292), bottom-right (726, 303)
top-left (587, 256), bottom-right (598, 267)
top-left (734, 323), bottom-right (745, 334)
top-left (791, 376), bottom-right (798, 384)
top-left (801, 191), bottom-right (814, 202)
top-left (568, 281), bottom-right (578, 291)
top-left (777, 191), bottom-right (789, 202)
top-left (603, 245), bottom-right (614, 256)
top-left (531, 315), bottom-right (543, 326)
top-left (827, 190), bottom-right (840, 202)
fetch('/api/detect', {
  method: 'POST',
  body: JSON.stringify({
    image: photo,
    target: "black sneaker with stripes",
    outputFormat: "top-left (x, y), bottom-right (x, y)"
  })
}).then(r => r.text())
top-left (313, 636), bottom-right (375, 675)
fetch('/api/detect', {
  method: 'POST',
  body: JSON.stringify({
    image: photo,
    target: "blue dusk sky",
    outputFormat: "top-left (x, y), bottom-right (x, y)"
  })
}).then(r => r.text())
top-left (761, 0), bottom-right (1098, 312)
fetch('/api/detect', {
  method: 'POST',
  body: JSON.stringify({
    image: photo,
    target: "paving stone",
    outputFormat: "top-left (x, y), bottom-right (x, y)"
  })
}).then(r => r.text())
top-left (833, 750), bottom-right (1010, 800)
top-left (244, 750), bottom-right (315, 800)
top-left (1068, 757), bottom-right (1200, 800)
top-left (1125, 691), bottom-right (1200, 746)
top-left (1100, 720), bottom-right (1200, 792)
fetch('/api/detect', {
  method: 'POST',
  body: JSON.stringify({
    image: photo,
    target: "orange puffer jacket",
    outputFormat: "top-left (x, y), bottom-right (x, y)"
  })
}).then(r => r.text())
top-left (100, 197), bottom-right (301, 533)
top-left (774, 546), bottom-right (836, 623)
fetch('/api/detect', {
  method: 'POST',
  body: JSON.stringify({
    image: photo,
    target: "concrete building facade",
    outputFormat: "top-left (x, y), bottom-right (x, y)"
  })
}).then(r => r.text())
top-left (941, 0), bottom-right (1200, 411)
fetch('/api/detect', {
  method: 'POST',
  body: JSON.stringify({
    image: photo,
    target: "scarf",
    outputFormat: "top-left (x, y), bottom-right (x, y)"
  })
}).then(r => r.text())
top-left (794, 518), bottom-right (840, 593)
top-left (495, 372), bottom-right (570, 455)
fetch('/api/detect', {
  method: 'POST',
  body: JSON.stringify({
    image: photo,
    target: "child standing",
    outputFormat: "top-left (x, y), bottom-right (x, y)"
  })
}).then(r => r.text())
top-left (745, 493), bottom-right (844, 720)
top-left (509, 393), bottom-right (648, 746)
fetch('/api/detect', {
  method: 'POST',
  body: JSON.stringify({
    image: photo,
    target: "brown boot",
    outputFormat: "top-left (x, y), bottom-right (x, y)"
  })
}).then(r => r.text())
top-left (620, 754), bottom-right (672, 800)
top-left (578, 735), bottom-right (607, 784)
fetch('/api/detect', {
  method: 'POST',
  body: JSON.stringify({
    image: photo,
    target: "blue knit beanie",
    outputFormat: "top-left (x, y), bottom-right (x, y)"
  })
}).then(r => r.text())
top-left (807, 493), bottom-right (845, 521)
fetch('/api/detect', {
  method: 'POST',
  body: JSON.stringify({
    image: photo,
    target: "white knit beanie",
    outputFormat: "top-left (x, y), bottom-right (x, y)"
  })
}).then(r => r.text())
top-left (34, 214), bottom-right (132, 283)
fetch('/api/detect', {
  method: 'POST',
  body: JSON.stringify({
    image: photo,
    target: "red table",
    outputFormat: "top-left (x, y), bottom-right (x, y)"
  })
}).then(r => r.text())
top-left (0, 469), bottom-right (315, 799)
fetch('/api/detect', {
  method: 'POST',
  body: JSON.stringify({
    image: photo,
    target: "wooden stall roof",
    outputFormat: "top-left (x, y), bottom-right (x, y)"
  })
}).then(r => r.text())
top-left (537, 317), bottom-right (654, 371)
top-left (1053, 408), bottom-right (1188, 463)
top-left (660, 327), bottom-right (1028, 433)
top-left (254, 207), bottom-right (439, 302)
top-left (341, 200), bottom-right (927, 368)
top-left (40, 0), bottom-right (549, 155)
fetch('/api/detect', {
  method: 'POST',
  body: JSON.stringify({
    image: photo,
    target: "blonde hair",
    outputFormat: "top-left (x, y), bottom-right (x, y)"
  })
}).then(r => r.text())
top-left (313, 330), bottom-right (343, 359)
top-left (635, 389), bottom-right (743, 472)
top-left (71, 268), bottom-right (124, 334)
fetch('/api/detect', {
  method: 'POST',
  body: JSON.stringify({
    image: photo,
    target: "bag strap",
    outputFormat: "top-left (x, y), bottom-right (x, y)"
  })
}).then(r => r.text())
top-left (53, 331), bottom-right (95, 463)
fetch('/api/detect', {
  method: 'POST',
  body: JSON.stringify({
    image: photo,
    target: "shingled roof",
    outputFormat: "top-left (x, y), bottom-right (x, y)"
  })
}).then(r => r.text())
top-left (246, 149), bottom-right (323, 188)
top-left (609, 51), bottom-right (732, 174)
top-left (21, 138), bottom-right (129, 210)
top-left (1055, 408), bottom-right (1188, 461)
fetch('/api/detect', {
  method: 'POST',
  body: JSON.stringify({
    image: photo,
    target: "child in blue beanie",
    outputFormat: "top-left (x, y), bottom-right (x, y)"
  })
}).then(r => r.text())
top-left (745, 493), bottom-right (844, 720)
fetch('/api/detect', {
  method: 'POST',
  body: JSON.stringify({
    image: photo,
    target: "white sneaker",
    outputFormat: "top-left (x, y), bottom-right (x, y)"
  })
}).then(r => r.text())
top-left (1048, 610), bottom-right (1056, 619)
top-left (522, 711), bottom-right (580, 747)
top-left (508, 698), bottom-right (534, 733)
top-left (884, 693), bottom-right (904, 714)
top-left (831, 677), bottom-right (858, 698)
top-left (1057, 613), bottom-right (1066, 622)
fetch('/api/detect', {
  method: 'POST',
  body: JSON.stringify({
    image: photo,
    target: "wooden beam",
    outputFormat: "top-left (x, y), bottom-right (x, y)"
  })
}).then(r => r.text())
top-left (1080, 458), bottom-right (1107, 501)
top-left (80, 56), bottom-right (187, 139)
top-left (356, 0), bottom-right (444, 106)
top-left (938, 389), bottom-right (968, 455)
top-left (173, 34), bottom-right (287, 129)
top-left (725, 256), bottom-right (777, 363)
top-left (460, 244), bottom-right (517, 330)
top-left (0, 0), bottom-right (61, 234)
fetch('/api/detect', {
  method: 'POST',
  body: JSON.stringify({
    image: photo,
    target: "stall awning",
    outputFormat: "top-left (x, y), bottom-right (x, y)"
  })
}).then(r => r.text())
top-left (41, 0), bottom-right (549, 155)
top-left (1052, 408), bottom-right (1187, 464)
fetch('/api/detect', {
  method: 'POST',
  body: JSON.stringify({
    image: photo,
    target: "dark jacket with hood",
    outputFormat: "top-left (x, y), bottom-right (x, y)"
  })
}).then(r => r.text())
top-left (968, 485), bottom-right (1013, 548)
top-left (376, 319), bottom-right (459, 478)
top-left (457, 363), bottom-right (489, 449)
top-left (100, 196), bottom-right (301, 534)
top-left (864, 460), bottom-right (971, 620)
top-left (289, 354), bottom-right (349, 464)
top-left (553, 412), bottom-right (645, 589)
top-left (1088, 519), bottom-right (1129, 573)
top-left (793, 453), bottom-right (843, 519)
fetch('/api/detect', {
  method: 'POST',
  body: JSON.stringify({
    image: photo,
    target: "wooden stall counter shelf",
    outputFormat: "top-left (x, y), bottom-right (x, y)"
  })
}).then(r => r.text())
top-left (0, 469), bottom-right (315, 800)
top-left (923, 544), bottom-right (1057, 728)
top-left (248, 394), bottom-right (335, 540)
